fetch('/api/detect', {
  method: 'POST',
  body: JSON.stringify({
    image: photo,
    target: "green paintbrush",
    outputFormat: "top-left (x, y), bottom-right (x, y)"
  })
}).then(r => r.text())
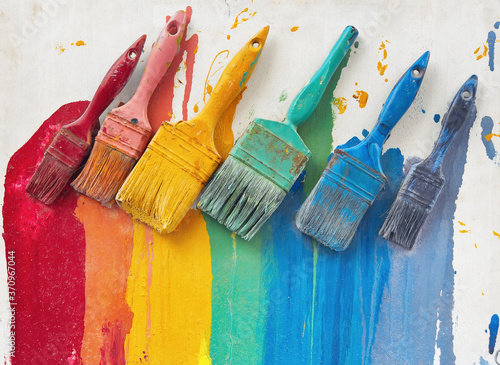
top-left (198, 26), bottom-right (358, 240)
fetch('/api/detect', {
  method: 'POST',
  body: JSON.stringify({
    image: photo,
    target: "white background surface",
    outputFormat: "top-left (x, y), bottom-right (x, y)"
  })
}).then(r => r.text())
top-left (1, 0), bottom-right (500, 363)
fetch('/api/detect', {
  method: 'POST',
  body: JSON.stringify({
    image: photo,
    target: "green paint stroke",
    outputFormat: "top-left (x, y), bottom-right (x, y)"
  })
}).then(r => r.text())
top-left (296, 50), bottom-right (352, 360)
top-left (279, 90), bottom-right (288, 102)
top-left (204, 213), bottom-right (267, 364)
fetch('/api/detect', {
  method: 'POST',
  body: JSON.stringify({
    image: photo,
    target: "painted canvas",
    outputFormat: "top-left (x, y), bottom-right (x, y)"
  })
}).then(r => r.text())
top-left (1, 1), bottom-right (500, 364)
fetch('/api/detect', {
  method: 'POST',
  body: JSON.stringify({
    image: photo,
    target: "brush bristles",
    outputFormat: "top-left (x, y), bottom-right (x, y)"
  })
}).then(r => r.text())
top-left (26, 155), bottom-right (73, 205)
top-left (115, 148), bottom-right (203, 233)
top-left (379, 196), bottom-right (430, 249)
top-left (199, 156), bottom-right (286, 240)
top-left (71, 141), bottom-right (135, 207)
top-left (295, 177), bottom-right (369, 251)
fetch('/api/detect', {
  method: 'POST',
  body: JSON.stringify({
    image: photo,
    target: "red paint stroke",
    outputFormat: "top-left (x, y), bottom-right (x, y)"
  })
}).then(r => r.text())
top-left (100, 320), bottom-right (127, 364)
top-left (3, 101), bottom-right (88, 365)
top-left (147, 6), bottom-right (199, 132)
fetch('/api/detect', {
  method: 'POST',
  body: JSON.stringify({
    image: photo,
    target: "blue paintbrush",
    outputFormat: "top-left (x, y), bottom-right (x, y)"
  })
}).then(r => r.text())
top-left (295, 51), bottom-right (430, 251)
top-left (379, 75), bottom-right (478, 249)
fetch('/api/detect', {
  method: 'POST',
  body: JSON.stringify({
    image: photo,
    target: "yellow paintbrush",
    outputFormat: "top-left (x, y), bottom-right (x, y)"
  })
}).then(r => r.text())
top-left (116, 26), bottom-right (269, 233)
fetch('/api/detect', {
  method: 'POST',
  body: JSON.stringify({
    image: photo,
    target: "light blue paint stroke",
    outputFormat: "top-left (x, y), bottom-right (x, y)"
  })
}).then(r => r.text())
top-left (372, 105), bottom-right (476, 364)
top-left (479, 356), bottom-right (490, 365)
top-left (487, 31), bottom-right (496, 71)
top-left (495, 22), bottom-right (500, 29)
top-left (489, 314), bottom-right (499, 354)
top-left (481, 116), bottom-right (497, 161)
top-left (262, 172), bottom-right (316, 364)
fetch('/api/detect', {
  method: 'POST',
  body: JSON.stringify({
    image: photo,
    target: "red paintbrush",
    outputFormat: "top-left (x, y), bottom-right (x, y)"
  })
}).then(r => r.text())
top-left (26, 34), bottom-right (146, 205)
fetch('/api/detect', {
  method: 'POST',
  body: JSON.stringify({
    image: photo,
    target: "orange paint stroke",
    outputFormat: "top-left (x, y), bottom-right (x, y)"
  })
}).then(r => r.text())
top-left (203, 50), bottom-right (229, 103)
top-left (291, 26), bottom-right (299, 32)
top-left (474, 44), bottom-right (488, 60)
top-left (231, 8), bottom-right (257, 29)
top-left (494, 231), bottom-right (500, 239)
top-left (74, 196), bottom-right (135, 365)
top-left (147, 7), bottom-right (198, 133)
top-left (332, 97), bottom-right (347, 114)
top-left (353, 90), bottom-right (369, 108)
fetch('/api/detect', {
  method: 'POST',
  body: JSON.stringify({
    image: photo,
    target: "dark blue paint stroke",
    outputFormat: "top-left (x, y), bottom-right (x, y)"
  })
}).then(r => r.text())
top-left (262, 172), bottom-right (315, 364)
top-left (372, 104), bottom-right (476, 364)
top-left (488, 31), bottom-right (496, 71)
top-left (489, 314), bottom-right (499, 354)
top-left (481, 116), bottom-right (497, 160)
top-left (434, 114), bottom-right (441, 123)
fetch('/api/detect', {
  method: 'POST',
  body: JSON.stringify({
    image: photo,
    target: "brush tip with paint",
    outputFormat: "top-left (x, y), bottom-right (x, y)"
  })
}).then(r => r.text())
top-left (26, 34), bottom-right (146, 205)
top-left (379, 74), bottom-right (478, 249)
top-left (296, 51), bottom-right (430, 251)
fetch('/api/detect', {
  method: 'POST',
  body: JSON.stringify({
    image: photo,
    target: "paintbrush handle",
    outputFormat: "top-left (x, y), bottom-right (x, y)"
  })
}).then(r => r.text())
top-left (423, 75), bottom-right (478, 172)
top-left (118, 11), bottom-right (187, 130)
top-left (64, 34), bottom-right (146, 141)
top-left (285, 26), bottom-right (358, 128)
top-left (366, 51), bottom-right (430, 148)
top-left (194, 26), bottom-right (269, 131)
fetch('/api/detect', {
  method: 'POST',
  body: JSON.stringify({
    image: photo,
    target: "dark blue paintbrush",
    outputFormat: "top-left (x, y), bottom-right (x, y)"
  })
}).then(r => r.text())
top-left (379, 75), bottom-right (478, 249)
top-left (295, 51), bottom-right (430, 251)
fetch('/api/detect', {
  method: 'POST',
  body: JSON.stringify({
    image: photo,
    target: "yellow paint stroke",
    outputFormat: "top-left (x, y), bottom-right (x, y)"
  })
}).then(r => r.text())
top-left (231, 8), bottom-right (257, 29)
top-left (55, 42), bottom-right (65, 55)
top-left (291, 26), bottom-right (299, 32)
top-left (74, 196), bottom-right (135, 364)
top-left (474, 44), bottom-right (488, 60)
top-left (332, 97), bottom-right (347, 114)
top-left (353, 90), bottom-right (369, 108)
top-left (494, 231), bottom-right (500, 239)
top-left (203, 50), bottom-right (229, 103)
top-left (459, 229), bottom-right (471, 233)
top-left (458, 221), bottom-right (466, 226)
top-left (377, 40), bottom-right (389, 76)
top-left (125, 211), bottom-right (212, 364)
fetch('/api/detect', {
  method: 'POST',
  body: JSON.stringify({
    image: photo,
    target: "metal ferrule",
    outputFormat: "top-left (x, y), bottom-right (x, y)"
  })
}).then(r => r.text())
top-left (46, 128), bottom-right (89, 171)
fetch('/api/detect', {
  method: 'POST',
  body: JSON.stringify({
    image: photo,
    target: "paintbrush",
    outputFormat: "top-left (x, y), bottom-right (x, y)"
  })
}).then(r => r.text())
top-left (379, 75), bottom-right (478, 249)
top-left (198, 26), bottom-right (358, 240)
top-left (296, 51), bottom-right (430, 251)
top-left (71, 11), bottom-right (187, 206)
top-left (115, 26), bottom-right (270, 233)
top-left (25, 35), bottom-right (146, 205)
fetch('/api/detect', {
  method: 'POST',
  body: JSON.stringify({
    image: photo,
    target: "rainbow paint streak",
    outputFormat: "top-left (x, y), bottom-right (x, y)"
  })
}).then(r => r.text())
top-left (3, 21), bottom-right (470, 364)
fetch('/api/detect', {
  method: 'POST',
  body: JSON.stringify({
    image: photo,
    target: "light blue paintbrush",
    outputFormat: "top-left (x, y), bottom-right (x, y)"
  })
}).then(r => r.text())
top-left (198, 26), bottom-right (358, 240)
top-left (295, 51), bottom-right (430, 251)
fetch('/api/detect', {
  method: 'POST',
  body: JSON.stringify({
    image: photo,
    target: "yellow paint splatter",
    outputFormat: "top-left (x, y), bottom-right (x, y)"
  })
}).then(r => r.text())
top-left (353, 90), bottom-right (369, 108)
top-left (75, 40), bottom-right (86, 46)
top-left (485, 132), bottom-right (500, 141)
top-left (377, 40), bottom-right (389, 77)
top-left (291, 26), bottom-right (299, 32)
top-left (332, 97), bottom-right (347, 114)
top-left (227, 34), bottom-right (231, 40)
top-left (458, 221), bottom-right (466, 226)
top-left (474, 43), bottom-right (488, 60)
top-left (482, 292), bottom-right (485, 296)
top-left (55, 42), bottom-right (65, 55)
top-left (194, 102), bottom-right (199, 113)
top-left (459, 229), bottom-right (470, 233)
top-left (474, 243), bottom-right (477, 248)
top-left (125, 213), bottom-right (212, 364)
top-left (231, 8), bottom-right (257, 29)
top-left (494, 231), bottom-right (500, 239)
top-left (203, 50), bottom-right (229, 103)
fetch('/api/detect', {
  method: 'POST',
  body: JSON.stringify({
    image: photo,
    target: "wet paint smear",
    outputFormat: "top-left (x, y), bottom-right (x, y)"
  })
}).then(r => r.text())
top-left (487, 30), bottom-right (496, 71)
top-left (481, 116), bottom-right (497, 161)
top-left (434, 114), bottom-right (441, 123)
top-left (3, 102), bottom-right (89, 364)
top-left (489, 314), bottom-right (499, 354)
top-left (353, 90), bottom-right (369, 108)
